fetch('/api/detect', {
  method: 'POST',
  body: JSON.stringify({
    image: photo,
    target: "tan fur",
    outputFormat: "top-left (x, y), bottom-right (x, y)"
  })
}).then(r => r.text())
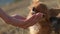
top-left (27, 0), bottom-right (60, 34)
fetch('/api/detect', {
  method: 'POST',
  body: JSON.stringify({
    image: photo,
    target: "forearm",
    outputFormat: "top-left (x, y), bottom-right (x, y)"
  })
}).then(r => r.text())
top-left (0, 11), bottom-right (27, 28)
top-left (1, 14), bottom-right (35, 28)
top-left (0, 11), bottom-right (35, 29)
top-left (11, 14), bottom-right (38, 28)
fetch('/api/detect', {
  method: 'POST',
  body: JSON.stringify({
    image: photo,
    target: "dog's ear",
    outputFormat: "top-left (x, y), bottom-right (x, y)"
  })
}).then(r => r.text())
top-left (49, 9), bottom-right (60, 17)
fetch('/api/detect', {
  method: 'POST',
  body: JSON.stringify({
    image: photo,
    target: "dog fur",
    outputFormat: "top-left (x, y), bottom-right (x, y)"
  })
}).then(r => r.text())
top-left (27, 1), bottom-right (60, 34)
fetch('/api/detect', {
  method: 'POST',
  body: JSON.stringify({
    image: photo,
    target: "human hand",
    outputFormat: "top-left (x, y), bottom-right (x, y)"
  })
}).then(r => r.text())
top-left (24, 12), bottom-right (43, 27)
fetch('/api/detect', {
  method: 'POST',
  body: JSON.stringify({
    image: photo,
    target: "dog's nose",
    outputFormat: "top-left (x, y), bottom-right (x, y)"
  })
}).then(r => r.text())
top-left (32, 7), bottom-right (36, 14)
top-left (32, 7), bottom-right (35, 11)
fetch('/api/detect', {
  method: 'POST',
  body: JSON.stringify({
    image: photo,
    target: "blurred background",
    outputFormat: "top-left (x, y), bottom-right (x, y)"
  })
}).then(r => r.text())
top-left (0, 0), bottom-right (60, 34)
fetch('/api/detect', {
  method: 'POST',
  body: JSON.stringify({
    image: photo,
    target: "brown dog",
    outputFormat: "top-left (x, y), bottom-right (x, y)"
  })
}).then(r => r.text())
top-left (27, 1), bottom-right (60, 34)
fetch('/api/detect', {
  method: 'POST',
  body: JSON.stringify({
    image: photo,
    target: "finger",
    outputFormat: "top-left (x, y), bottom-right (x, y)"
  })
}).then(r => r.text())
top-left (32, 13), bottom-right (43, 23)
top-left (24, 13), bottom-right (39, 23)
top-left (35, 13), bottom-right (43, 20)
top-left (25, 14), bottom-right (36, 22)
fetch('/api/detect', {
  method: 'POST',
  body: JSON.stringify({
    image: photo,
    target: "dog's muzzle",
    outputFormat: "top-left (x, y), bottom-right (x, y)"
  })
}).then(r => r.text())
top-left (32, 7), bottom-right (45, 18)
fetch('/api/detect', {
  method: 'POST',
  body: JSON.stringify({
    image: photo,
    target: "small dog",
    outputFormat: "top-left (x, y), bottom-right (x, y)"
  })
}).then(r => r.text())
top-left (28, 1), bottom-right (60, 34)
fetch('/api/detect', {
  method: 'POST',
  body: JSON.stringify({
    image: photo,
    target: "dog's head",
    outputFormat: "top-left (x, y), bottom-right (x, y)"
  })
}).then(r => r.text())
top-left (32, 4), bottom-right (48, 13)
top-left (32, 3), bottom-right (60, 19)
top-left (32, 3), bottom-right (50, 21)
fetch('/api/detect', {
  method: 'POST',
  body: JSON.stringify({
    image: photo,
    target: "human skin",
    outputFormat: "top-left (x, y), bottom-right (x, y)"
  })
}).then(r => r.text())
top-left (0, 8), bottom-right (43, 29)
